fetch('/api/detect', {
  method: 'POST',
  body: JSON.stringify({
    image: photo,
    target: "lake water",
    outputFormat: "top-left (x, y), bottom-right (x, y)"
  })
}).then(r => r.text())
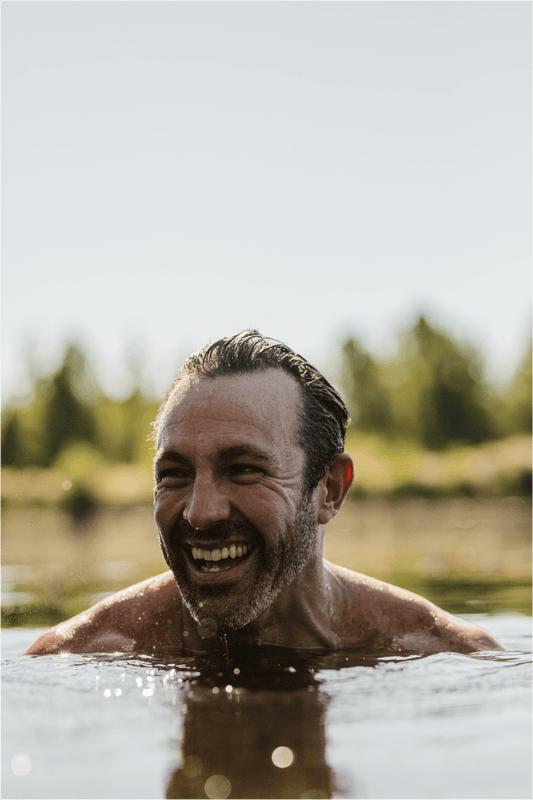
top-left (2, 614), bottom-right (531, 799)
top-left (3, 498), bottom-right (532, 626)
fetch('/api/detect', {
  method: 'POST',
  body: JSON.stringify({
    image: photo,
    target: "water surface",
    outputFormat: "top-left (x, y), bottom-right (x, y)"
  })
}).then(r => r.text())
top-left (2, 614), bottom-right (531, 799)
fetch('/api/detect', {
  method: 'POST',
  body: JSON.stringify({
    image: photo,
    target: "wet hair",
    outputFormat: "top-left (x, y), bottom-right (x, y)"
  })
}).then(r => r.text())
top-left (154, 330), bottom-right (350, 490)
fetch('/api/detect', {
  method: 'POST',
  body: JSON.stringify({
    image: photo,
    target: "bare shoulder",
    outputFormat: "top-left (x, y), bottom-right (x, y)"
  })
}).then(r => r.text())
top-left (325, 561), bottom-right (505, 654)
top-left (23, 572), bottom-right (183, 656)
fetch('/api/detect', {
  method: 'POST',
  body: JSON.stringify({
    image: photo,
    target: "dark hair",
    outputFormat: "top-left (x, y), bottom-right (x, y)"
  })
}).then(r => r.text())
top-left (154, 330), bottom-right (350, 490)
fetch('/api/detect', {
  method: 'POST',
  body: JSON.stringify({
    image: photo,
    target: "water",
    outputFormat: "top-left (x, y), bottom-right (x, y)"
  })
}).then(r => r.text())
top-left (2, 614), bottom-right (531, 799)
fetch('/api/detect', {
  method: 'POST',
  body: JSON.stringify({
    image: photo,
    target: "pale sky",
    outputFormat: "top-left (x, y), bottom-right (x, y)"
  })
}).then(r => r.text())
top-left (2, 1), bottom-right (531, 402)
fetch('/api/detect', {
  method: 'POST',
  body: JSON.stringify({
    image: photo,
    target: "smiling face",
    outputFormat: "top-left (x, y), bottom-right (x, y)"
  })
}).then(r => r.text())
top-left (153, 369), bottom-right (321, 633)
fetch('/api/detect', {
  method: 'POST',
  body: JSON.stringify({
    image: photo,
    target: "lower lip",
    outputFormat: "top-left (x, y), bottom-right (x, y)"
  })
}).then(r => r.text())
top-left (187, 550), bottom-right (254, 583)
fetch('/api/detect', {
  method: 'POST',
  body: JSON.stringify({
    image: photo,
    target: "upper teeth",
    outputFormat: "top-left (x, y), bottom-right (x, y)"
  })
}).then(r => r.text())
top-left (192, 544), bottom-right (248, 561)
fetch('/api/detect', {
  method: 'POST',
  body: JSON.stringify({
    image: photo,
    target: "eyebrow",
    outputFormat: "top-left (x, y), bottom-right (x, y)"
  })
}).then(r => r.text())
top-left (154, 450), bottom-right (192, 470)
top-left (154, 444), bottom-right (277, 471)
top-left (216, 445), bottom-right (275, 467)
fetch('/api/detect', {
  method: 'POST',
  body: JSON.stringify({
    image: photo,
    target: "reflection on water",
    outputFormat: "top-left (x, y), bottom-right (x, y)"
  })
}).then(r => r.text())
top-left (166, 652), bottom-right (334, 799)
top-left (2, 617), bottom-right (531, 800)
top-left (164, 646), bottom-right (409, 799)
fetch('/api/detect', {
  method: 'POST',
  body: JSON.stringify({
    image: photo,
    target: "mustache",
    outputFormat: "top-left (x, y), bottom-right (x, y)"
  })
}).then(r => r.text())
top-left (171, 515), bottom-right (260, 544)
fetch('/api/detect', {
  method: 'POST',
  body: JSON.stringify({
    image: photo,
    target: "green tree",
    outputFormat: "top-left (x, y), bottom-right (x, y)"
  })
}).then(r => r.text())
top-left (341, 337), bottom-right (395, 435)
top-left (401, 316), bottom-right (496, 449)
top-left (42, 344), bottom-right (98, 466)
top-left (502, 340), bottom-right (532, 435)
top-left (1, 411), bottom-right (26, 468)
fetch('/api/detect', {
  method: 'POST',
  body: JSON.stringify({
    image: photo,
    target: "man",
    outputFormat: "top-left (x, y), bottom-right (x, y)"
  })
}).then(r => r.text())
top-left (25, 330), bottom-right (503, 656)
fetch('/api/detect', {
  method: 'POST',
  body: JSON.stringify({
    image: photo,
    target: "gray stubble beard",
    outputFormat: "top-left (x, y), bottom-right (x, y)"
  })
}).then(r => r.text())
top-left (167, 493), bottom-right (318, 634)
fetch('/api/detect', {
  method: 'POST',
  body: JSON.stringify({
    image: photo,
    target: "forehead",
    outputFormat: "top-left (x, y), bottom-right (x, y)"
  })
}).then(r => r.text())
top-left (157, 369), bottom-right (303, 453)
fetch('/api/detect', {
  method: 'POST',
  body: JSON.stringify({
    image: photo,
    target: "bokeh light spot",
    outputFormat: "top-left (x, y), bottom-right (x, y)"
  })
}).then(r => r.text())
top-left (272, 746), bottom-right (294, 768)
top-left (204, 774), bottom-right (231, 798)
top-left (181, 754), bottom-right (202, 778)
top-left (11, 754), bottom-right (31, 776)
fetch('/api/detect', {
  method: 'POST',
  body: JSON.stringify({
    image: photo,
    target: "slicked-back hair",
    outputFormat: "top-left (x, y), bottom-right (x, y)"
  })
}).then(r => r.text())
top-left (154, 330), bottom-right (350, 491)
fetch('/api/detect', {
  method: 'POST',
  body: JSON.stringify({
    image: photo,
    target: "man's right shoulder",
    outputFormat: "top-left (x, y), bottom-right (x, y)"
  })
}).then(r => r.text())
top-left (23, 571), bottom-right (183, 656)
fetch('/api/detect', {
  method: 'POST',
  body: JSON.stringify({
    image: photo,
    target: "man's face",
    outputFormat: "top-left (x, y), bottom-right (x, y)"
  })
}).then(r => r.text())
top-left (153, 369), bottom-right (321, 633)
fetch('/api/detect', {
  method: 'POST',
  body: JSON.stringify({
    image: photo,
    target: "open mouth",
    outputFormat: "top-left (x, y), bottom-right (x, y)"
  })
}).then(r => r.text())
top-left (187, 542), bottom-right (253, 574)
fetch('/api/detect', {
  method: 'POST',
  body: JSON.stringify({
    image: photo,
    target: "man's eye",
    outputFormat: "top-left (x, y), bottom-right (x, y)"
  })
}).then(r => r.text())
top-left (231, 464), bottom-right (263, 479)
top-left (156, 469), bottom-right (189, 485)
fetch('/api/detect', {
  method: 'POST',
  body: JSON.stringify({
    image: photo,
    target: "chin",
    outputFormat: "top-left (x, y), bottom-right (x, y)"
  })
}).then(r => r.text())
top-left (190, 591), bottom-right (269, 633)
top-left (172, 573), bottom-right (276, 634)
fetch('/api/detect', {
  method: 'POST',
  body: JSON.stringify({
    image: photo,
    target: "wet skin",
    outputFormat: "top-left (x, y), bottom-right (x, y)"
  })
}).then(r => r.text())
top-left (153, 371), bottom-right (329, 639)
top-left (25, 370), bottom-right (504, 656)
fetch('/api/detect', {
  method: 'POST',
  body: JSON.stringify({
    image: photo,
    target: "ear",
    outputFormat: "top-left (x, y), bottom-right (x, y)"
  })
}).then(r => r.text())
top-left (315, 453), bottom-right (354, 526)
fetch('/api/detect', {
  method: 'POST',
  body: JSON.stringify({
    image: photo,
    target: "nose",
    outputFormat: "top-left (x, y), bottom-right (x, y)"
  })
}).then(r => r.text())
top-left (183, 473), bottom-right (231, 531)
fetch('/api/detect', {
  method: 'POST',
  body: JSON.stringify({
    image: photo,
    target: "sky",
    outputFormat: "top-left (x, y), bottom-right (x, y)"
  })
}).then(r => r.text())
top-left (2, 1), bottom-right (531, 402)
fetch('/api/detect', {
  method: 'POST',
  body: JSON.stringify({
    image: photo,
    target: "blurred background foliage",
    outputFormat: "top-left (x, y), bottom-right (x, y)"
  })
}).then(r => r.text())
top-left (2, 314), bottom-right (531, 480)
top-left (341, 315), bottom-right (531, 448)
top-left (2, 343), bottom-right (159, 472)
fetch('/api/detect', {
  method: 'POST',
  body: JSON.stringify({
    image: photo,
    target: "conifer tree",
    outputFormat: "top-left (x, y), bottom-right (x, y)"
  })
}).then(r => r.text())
top-left (342, 337), bottom-right (394, 435)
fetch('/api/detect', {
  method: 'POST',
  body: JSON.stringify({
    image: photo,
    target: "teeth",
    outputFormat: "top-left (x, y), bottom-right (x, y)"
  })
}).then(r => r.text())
top-left (192, 544), bottom-right (249, 562)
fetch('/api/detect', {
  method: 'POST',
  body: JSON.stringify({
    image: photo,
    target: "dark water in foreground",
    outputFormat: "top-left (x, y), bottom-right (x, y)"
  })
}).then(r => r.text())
top-left (2, 615), bottom-right (531, 800)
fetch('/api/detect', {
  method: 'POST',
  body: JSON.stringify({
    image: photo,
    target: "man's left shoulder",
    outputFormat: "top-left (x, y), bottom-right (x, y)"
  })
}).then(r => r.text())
top-left (325, 561), bottom-right (504, 653)
top-left (391, 602), bottom-right (505, 654)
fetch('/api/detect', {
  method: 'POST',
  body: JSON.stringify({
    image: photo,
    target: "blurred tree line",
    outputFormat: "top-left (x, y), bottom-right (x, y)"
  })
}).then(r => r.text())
top-left (2, 315), bottom-right (531, 470)
top-left (2, 344), bottom-right (160, 469)
top-left (342, 316), bottom-right (531, 449)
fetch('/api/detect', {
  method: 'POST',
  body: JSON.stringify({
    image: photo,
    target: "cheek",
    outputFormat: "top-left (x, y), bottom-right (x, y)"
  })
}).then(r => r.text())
top-left (154, 490), bottom-right (183, 532)
top-left (234, 486), bottom-right (296, 528)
